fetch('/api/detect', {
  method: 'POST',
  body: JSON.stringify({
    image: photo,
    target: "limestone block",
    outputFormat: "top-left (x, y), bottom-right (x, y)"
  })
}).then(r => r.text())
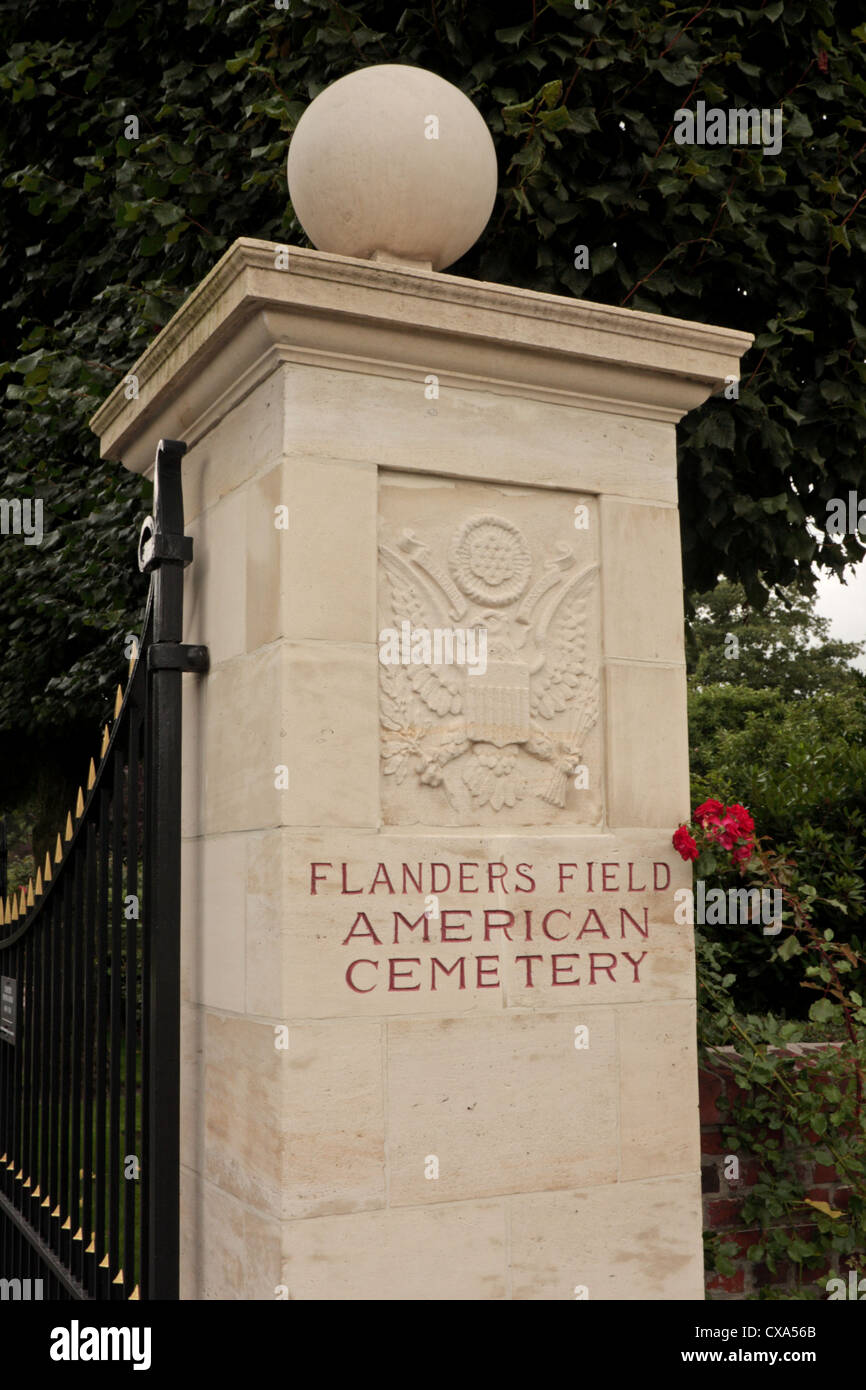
top-left (280, 1199), bottom-right (507, 1300)
top-left (181, 367), bottom-right (286, 524)
top-left (619, 1000), bottom-right (701, 1181)
top-left (281, 642), bottom-right (380, 829)
top-left (284, 363), bottom-right (680, 503)
top-left (283, 1020), bottom-right (386, 1219)
top-left (202, 643), bottom-right (286, 836)
top-left (204, 1013), bottom-right (284, 1218)
top-left (180, 669), bottom-right (206, 840)
top-left (604, 662), bottom-right (690, 828)
top-left (245, 829), bottom-right (285, 1019)
top-left (386, 1011), bottom-right (618, 1206)
top-left (600, 497), bottom-right (686, 664)
top-left (510, 1174), bottom-right (704, 1300)
top-left (280, 454), bottom-right (377, 644)
top-left (182, 1167), bottom-right (282, 1300)
top-left (180, 1002), bottom-right (205, 1176)
top-left (189, 486), bottom-right (247, 667)
top-left (245, 463), bottom-right (284, 654)
top-left (181, 834), bottom-right (245, 1013)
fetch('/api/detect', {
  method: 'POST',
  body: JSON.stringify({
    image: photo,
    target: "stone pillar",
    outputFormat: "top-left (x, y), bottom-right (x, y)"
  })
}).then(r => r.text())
top-left (91, 237), bottom-right (751, 1300)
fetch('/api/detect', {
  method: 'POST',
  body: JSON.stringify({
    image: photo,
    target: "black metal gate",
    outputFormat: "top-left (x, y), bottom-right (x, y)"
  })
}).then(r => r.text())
top-left (0, 439), bottom-right (207, 1300)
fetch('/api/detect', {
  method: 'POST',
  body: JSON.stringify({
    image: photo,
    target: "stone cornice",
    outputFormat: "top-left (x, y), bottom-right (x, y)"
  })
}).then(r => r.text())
top-left (90, 238), bottom-right (753, 472)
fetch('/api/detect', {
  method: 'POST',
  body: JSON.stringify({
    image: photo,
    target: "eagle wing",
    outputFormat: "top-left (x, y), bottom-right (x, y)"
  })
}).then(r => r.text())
top-left (530, 563), bottom-right (598, 728)
top-left (379, 546), bottom-right (463, 718)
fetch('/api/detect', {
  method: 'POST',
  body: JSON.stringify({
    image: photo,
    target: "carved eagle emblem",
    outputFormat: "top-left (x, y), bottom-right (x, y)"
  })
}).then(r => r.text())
top-left (379, 513), bottom-right (599, 813)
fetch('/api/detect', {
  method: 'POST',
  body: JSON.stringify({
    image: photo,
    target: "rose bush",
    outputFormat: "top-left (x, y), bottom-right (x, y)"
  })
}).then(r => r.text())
top-left (674, 802), bottom-right (866, 1298)
top-left (675, 799), bottom-right (756, 876)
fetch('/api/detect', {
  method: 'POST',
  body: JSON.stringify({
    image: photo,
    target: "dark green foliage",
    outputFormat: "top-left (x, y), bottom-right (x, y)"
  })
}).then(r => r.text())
top-left (1, 1), bottom-right (865, 806)
top-left (689, 582), bottom-right (866, 1016)
top-left (688, 581), bottom-right (866, 696)
top-left (700, 956), bottom-right (866, 1300)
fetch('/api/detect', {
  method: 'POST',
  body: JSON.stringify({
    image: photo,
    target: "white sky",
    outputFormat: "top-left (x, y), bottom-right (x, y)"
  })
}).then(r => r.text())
top-left (814, 555), bottom-right (866, 671)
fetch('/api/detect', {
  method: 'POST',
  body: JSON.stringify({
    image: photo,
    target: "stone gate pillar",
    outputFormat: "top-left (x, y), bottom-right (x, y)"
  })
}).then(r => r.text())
top-left (91, 70), bottom-right (751, 1300)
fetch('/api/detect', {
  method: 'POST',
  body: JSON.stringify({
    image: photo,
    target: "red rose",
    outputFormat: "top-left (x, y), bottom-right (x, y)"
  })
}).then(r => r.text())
top-left (673, 825), bottom-right (699, 861)
top-left (732, 842), bottom-right (753, 865)
top-left (727, 803), bottom-right (755, 835)
top-left (694, 799), bottom-right (724, 826)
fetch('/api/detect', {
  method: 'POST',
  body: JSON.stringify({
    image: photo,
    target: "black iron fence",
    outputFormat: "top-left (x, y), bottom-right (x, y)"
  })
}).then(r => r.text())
top-left (0, 439), bottom-right (206, 1300)
top-left (0, 819), bottom-right (7, 906)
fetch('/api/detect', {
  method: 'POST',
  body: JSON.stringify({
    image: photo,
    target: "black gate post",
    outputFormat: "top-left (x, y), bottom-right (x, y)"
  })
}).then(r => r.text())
top-left (138, 439), bottom-right (208, 1299)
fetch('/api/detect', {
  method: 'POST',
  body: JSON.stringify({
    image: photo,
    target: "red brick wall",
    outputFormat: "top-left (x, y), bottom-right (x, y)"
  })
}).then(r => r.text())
top-left (699, 1051), bottom-right (855, 1299)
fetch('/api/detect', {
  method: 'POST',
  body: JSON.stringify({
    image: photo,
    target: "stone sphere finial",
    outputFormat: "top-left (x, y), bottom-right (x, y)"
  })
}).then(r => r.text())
top-left (286, 64), bottom-right (498, 272)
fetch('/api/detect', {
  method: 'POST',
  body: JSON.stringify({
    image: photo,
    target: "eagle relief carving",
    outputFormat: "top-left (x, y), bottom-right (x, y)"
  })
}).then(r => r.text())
top-left (378, 507), bottom-right (601, 822)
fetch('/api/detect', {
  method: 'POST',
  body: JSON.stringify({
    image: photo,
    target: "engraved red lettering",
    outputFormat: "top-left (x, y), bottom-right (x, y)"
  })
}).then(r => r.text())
top-left (346, 960), bottom-right (378, 992)
top-left (542, 909), bottom-right (571, 941)
top-left (551, 954), bottom-right (581, 985)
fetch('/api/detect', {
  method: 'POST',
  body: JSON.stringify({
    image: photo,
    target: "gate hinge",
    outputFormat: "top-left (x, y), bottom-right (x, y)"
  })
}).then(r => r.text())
top-left (148, 643), bottom-right (210, 674)
top-left (138, 524), bottom-right (193, 573)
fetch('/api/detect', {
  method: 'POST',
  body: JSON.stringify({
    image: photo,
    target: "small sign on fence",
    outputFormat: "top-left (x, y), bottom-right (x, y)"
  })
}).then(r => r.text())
top-left (0, 977), bottom-right (16, 1045)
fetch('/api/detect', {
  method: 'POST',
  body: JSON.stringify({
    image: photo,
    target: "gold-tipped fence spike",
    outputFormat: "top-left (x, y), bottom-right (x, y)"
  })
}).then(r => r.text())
top-left (64, 812), bottom-right (73, 842)
top-left (61, 1217), bottom-right (71, 1230)
top-left (55, 834), bottom-right (63, 864)
top-left (99, 1255), bottom-right (110, 1269)
top-left (32, 1185), bottom-right (40, 1197)
top-left (73, 1227), bottom-right (83, 1242)
top-left (101, 724), bottom-right (110, 757)
top-left (75, 787), bottom-right (84, 818)
top-left (0, 901), bottom-right (5, 928)
top-left (114, 684), bottom-right (123, 719)
top-left (44, 851), bottom-right (52, 884)
top-left (87, 758), bottom-right (96, 791)
top-left (85, 1237), bottom-right (95, 1255)
top-left (112, 1271), bottom-right (124, 1285)
top-left (17, 889), bottom-right (25, 916)
top-left (10, 899), bottom-right (17, 924)
top-left (26, 880), bottom-right (34, 908)
top-left (128, 647), bottom-right (137, 678)
top-left (129, 1286), bottom-right (140, 1301)
top-left (42, 1196), bottom-right (51, 1208)
top-left (14, 1169), bottom-right (22, 1180)
top-left (35, 869), bottom-right (43, 898)
top-left (51, 1205), bottom-right (61, 1219)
